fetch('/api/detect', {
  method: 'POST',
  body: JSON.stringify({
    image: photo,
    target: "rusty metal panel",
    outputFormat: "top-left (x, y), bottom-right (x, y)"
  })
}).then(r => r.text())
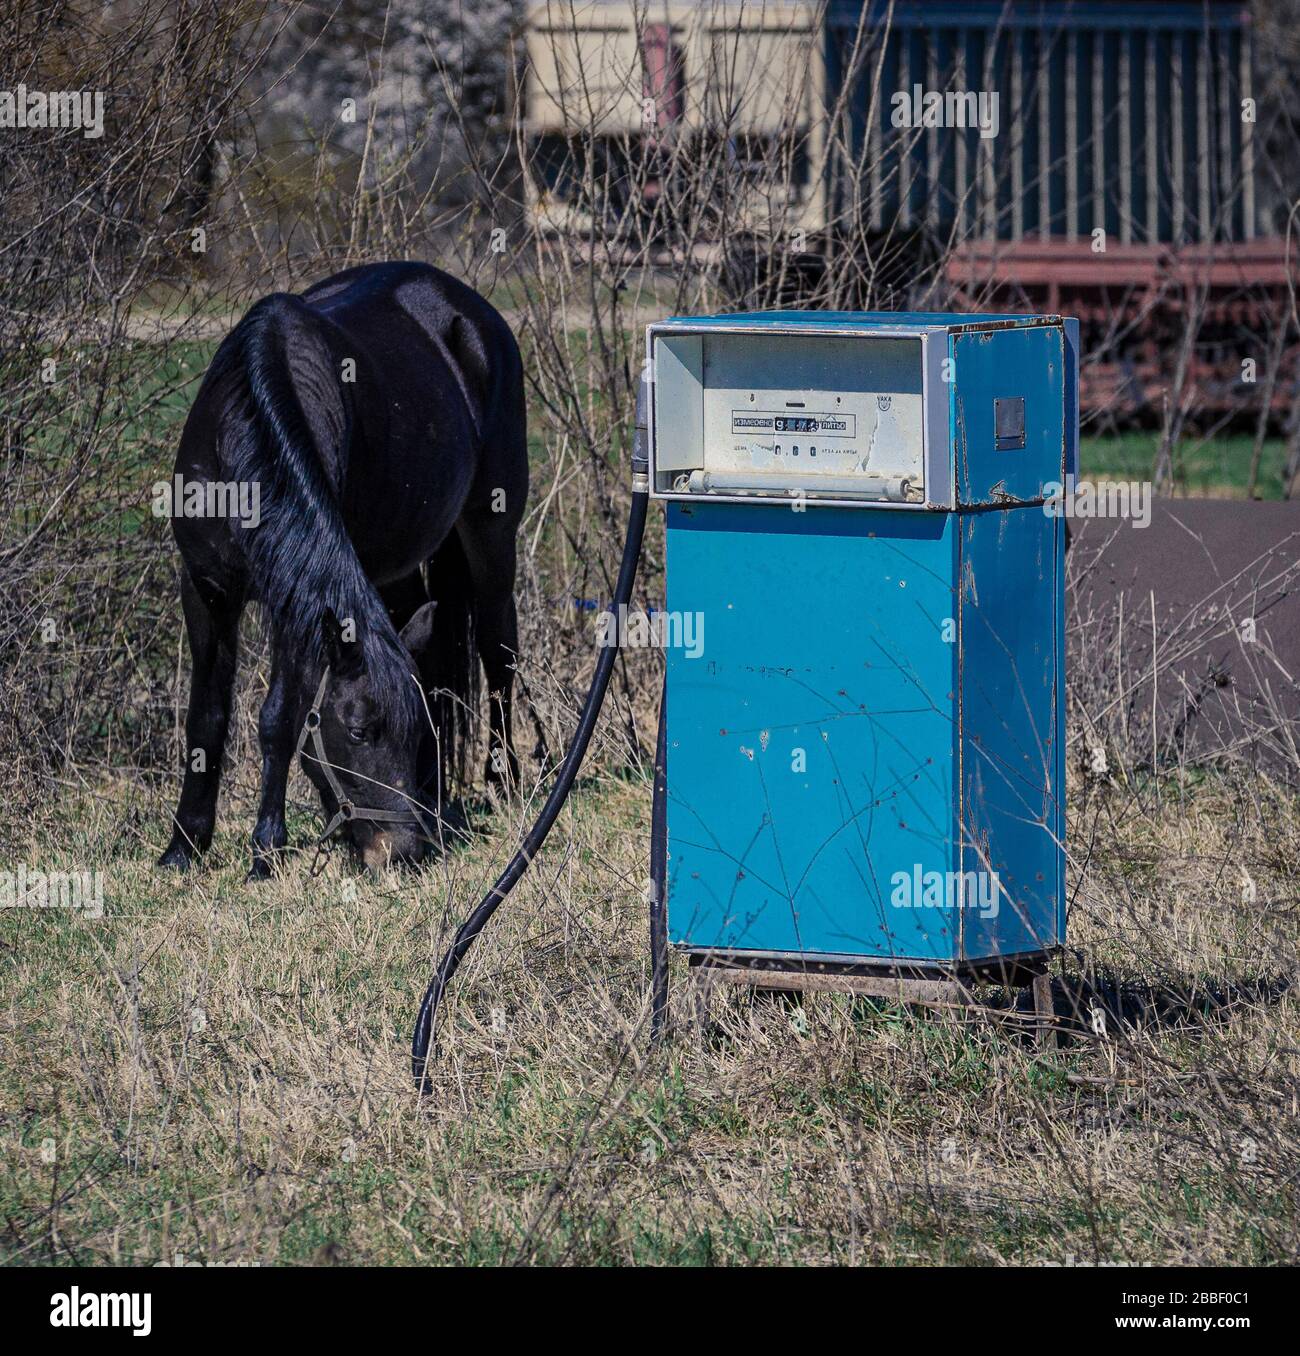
top-left (1172, 34), bottom-right (1186, 244)
top-left (1145, 30), bottom-right (1159, 242)
top-left (1066, 29), bottom-right (1079, 241)
top-left (1011, 32), bottom-right (1025, 241)
top-left (1091, 29), bottom-right (1105, 242)
top-left (1241, 26), bottom-right (1256, 239)
top-left (1198, 29), bottom-right (1212, 241)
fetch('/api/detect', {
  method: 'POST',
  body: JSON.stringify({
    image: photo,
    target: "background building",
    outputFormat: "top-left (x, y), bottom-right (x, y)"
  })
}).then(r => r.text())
top-left (522, 1), bottom-right (1297, 441)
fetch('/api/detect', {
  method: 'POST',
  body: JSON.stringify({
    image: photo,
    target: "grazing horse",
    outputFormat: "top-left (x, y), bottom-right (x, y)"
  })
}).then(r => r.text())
top-left (158, 262), bottom-right (527, 877)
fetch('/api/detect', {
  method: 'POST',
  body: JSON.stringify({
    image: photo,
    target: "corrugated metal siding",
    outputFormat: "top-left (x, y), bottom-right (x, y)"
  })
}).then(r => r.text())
top-left (827, 1), bottom-right (1253, 244)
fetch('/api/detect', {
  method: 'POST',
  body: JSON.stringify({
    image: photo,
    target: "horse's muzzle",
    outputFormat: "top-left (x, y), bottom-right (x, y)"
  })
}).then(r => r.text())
top-left (354, 819), bottom-right (431, 870)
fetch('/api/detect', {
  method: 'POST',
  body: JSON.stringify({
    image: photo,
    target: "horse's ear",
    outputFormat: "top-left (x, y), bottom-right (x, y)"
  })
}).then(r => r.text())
top-left (321, 608), bottom-right (365, 679)
top-left (399, 600), bottom-right (438, 661)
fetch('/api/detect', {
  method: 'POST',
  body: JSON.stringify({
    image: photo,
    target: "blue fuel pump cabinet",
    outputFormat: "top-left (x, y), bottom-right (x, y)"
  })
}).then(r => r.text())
top-left (648, 312), bottom-right (1076, 982)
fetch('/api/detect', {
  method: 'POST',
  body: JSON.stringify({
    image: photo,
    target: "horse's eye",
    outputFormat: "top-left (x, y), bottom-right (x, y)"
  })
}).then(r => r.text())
top-left (346, 726), bottom-right (368, 744)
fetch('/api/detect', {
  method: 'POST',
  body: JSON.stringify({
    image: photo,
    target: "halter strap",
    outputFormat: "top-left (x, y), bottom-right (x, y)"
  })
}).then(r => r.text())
top-left (296, 667), bottom-right (436, 845)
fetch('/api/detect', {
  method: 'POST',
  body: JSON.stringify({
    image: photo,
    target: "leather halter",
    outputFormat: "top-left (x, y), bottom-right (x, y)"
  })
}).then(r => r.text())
top-left (295, 667), bottom-right (435, 844)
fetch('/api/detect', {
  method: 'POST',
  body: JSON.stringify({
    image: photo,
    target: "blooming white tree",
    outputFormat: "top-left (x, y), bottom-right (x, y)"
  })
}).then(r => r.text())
top-left (258, 0), bottom-right (516, 202)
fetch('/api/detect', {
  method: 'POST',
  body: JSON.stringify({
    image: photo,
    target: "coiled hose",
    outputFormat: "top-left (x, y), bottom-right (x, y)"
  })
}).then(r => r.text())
top-left (411, 480), bottom-right (651, 1090)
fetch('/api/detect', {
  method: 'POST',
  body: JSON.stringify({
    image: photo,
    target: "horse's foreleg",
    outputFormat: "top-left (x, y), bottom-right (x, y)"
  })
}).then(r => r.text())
top-left (159, 570), bottom-right (243, 869)
top-left (248, 644), bottom-right (297, 881)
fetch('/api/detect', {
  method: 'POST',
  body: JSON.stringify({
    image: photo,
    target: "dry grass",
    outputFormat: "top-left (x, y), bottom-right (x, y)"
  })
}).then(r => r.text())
top-left (2, 753), bottom-right (1297, 1266)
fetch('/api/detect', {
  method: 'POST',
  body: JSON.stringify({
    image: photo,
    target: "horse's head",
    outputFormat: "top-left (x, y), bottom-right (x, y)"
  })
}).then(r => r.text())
top-left (307, 604), bottom-right (438, 870)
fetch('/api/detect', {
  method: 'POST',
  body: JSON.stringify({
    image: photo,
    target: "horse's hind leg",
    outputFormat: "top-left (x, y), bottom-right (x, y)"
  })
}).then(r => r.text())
top-left (159, 569), bottom-right (244, 869)
top-left (456, 512), bottom-right (520, 792)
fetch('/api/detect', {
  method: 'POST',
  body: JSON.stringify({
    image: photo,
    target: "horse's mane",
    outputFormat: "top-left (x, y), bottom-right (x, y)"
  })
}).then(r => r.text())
top-left (215, 293), bottom-right (422, 742)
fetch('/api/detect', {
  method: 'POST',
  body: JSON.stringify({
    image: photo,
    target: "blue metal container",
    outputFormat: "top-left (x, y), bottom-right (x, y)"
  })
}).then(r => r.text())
top-left (648, 311), bottom-right (1075, 974)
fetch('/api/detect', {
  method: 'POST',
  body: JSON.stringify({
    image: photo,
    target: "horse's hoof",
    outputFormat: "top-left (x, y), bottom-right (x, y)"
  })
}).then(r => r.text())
top-left (158, 840), bottom-right (195, 871)
top-left (245, 856), bottom-right (276, 883)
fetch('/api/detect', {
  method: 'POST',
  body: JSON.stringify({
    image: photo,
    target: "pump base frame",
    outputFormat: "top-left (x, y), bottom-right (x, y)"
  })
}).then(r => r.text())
top-left (684, 950), bottom-right (1061, 1046)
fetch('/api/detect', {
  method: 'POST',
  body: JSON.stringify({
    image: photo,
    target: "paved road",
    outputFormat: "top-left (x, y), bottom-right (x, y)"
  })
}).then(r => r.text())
top-left (1068, 499), bottom-right (1300, 779)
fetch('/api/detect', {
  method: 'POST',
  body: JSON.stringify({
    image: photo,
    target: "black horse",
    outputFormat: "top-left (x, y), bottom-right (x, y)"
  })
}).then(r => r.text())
top-left (159, 262), bottom-right (527, 877)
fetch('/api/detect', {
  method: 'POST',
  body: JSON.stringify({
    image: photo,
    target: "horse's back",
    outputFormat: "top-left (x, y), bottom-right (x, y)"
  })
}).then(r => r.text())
top-left (176, 261), bottom-right (526, 592)
top-left (302, 261), bottom-right (506, 341)
top-left (302, 262), bottom-right (520, 422)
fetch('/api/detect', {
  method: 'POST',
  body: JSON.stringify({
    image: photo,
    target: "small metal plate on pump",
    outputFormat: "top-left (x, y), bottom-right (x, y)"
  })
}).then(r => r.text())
top-left (994, 396), bottom-right (1026, 451)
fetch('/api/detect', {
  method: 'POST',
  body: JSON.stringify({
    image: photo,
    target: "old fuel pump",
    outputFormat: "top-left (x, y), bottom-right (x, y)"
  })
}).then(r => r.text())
top-left (413, 310), bottom-right (1077, 1083)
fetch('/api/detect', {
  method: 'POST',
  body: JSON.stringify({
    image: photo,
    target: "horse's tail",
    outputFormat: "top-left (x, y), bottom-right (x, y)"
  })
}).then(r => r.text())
top-left (423, 529), bottom-right (480, 799)
top-left (220, 293), bottom-right (420, 741)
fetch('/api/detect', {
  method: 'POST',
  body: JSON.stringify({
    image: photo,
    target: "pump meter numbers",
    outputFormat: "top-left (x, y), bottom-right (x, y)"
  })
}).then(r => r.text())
top-left (731, 411), bottom-right (857, 438)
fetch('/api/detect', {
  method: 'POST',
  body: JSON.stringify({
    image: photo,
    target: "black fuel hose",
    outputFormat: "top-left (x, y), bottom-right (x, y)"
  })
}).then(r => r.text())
top-left (649, 675), bottom-right (669, 1042)
top-left (411, 485), bottom-right (649, 1089)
